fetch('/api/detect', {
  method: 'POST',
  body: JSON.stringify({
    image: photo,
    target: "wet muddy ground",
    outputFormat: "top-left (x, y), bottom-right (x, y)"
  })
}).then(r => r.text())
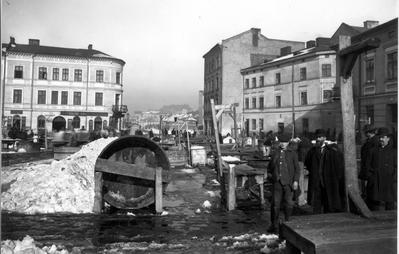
top-left (2, 166), bottom-right (280, 253)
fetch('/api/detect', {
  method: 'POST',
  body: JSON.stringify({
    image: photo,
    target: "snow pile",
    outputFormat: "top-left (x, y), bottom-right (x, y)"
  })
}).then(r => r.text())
top-left (1, 137), bottom-right (117, 214)
top-left (1, 235), bottom-right (72, 254)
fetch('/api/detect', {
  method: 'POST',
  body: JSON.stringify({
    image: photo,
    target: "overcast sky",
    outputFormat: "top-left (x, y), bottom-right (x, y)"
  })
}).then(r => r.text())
top-left (2, 0), bottom-right (397, 111)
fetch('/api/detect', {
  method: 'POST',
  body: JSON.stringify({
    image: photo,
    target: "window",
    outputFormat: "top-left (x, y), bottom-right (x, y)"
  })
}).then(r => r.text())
top-left (252, 119), bottom-right (257, 130)
top-left (252, 97), bottom-right (256, 108)
top-left (300, 67), bottom-right (307, 81)
top-left (387, 52), bottom-right (397, 80)
top-left (13, 89), bottom-right (22, 103)
top-left (73, 92), bottom-right (81, 105)
top-left (323, 90), bottom-right (333, 103)
top-left (259, 96), bottom-right (264, 109)
top-left (365, 105), bottom-right (374, 125)
top-left (115, 94), bottom-right (121, 106)
top-left (245, 98), bottom-right (249, 109)
top-left (302, 118), bottom-right (309, 133)
top-left (322, 64), bottom-right (331, 77)
top-left (96, 70), bottom-right (104, 82)
top-left (38, 90), bottom-right (46, 104)
top-left (61, 91), bottom-right (68, 105)
top-left (53, 68), bottom-right (59, 80)
top-left (275, 95), bottom-right (281, 108)
top-left (74, 69), bottom-right (82, 82)
top-left (216, 76), bottom-right (219, 89)
top-left (38, 67), bottom-right (47, 80)
top-left (365, 59), bottom-right (374, 82)
top-left (116, 72), bottom-right (121, 84)
top-left (62, 68), bottom-right (69, 81)
top-left (259, 118), bottom-right (264, 131)
top-left (276, 73), bottom-right (281, 84)
top-left (95, 92), bottom-right (103, 106)
top-left (245, 79), bottom-right (249, 89)
top-left (300, 91), bottom-right (308, 105)
top-left (260, 76), bottom-right (264, 87)
top-left (14, 66), bottom-right (23, 79)
top-left (51, 91), bottom-right (58, 105)
top-left (37, 115), bottom-right (46, 129)
top-left (252, 77), bottom-right (256, 88)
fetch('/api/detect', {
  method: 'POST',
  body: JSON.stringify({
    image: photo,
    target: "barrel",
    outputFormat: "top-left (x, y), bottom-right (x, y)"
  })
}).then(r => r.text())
top-left (96, 135), bottom-right (170, 210)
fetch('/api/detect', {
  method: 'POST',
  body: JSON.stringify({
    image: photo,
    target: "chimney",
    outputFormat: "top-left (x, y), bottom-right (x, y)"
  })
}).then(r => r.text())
top-left (28, 39), bottom-right (40, 46)
top-left (251, 28), bottom-right (261, 47)
top-left (363, 20), bottom-right (379, 29)
top-left (316, 37), bottom-right (331, 47)
top-left (280, 46), bottom-right (291, 56)
top-left (306, 40), bottom-right (316, 48)
top-left (88, 44), bottom-right (93, 50)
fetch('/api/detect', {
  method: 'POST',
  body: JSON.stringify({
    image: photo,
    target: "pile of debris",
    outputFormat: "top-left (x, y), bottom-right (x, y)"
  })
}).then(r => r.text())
top-left (1, 137), bottom-right (117, 214)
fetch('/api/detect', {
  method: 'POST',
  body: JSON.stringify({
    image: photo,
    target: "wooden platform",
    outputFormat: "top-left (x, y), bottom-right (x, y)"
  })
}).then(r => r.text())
top-left (280, 211), bottom-right (397, 254)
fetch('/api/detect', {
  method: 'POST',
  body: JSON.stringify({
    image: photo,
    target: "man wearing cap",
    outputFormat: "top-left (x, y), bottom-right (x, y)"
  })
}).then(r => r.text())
top-left (364, 127), bottom-right (397, 210)
top-left (359, 125), bottom-right (379, 199)
top-left (267, 139), bottom-right (300, 233)
top-left (305, 129), bottom-right (345, 213)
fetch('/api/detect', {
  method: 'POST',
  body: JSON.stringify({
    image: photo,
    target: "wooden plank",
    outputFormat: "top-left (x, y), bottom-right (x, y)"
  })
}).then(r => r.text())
top-left (155, 167), bottom-right (163, 213)
top-left (227, 166), bottom-right (236, 211)
top-left (281, 212), bottom-right (397, 254)
top-left (93, 172), bottom-right (103, 213)
top-left (210, 99), bottom-right (223, 179)
top-left (95, 158), bottom-right (168, 183)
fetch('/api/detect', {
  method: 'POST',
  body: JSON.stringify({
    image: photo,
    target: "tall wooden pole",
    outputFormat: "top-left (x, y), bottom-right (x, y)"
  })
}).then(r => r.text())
top-left (338, 35), bottom-right (372, 218)
top-left (211, 99), bottom-right (223, 179)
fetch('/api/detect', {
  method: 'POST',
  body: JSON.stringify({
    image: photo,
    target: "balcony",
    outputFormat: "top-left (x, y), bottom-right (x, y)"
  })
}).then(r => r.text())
top-left (112, 105), bottom-right (128, 118)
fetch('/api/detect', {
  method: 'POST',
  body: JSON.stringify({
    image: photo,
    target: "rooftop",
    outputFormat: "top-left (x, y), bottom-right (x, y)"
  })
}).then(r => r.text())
top-left (2, 38), bottom-right (125, 65)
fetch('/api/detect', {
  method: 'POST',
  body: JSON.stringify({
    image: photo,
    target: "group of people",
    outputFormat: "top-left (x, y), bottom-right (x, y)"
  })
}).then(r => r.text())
top-left (266, 127), bottom-right (396, 233)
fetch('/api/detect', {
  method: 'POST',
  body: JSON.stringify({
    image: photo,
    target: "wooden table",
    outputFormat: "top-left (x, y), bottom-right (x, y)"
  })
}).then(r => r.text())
top-left (223, 164), bottom-right (266, 210)
top-left (280, 211), bottom-right (397, 254)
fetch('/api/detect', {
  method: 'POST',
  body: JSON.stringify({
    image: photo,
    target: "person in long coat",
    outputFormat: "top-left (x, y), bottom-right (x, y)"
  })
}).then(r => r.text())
top-left (305, 129), bottom-right (345, 213)
top-left (267, 139), bottom-right (300, 233)
top-left (359, 126), bottom-right (379, 199)
top-left (364, 127), bottom-right (397, 210)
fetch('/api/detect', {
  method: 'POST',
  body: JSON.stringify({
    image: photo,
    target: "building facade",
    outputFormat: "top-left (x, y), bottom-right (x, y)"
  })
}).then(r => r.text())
top-left (203, 28), bottom-right (304, 136)
top-left (1, 38), bottom-right (126, 135)
top-left (351, 18), bottom-right (398, 139)
top-left (241, 38), bottom-right (338, 136)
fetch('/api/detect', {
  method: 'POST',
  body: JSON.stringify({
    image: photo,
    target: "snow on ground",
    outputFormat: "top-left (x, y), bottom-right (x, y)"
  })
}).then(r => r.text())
top-left (1, 137), bottom-right (117, 214)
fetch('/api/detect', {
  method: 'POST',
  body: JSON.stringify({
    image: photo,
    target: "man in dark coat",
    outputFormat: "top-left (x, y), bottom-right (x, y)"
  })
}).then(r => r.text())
top-left (359, 125), bottom-right (379, 199)
top-left (267, 139), bottom-right (300, 233)
top-left (305, 129), bottom-right (345, 213)
top-left (364, 127), bottom-right (397, 210)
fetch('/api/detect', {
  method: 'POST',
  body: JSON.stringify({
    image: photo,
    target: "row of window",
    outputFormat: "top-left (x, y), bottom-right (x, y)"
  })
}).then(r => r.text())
top-left (245, 118), bottom-right (309, 132)
top-left (244, 90), bottom-right (333, 109)
top-left (13, 66), bottom-right (121, 84)
top-left (13, 89), bottom-right (104, 106)
top-left (365, 51), bottom-right (397, 82)
top-left (205, 76), bottom-right (219, 92)
top-left (244, 65), bottom-right (332, 89)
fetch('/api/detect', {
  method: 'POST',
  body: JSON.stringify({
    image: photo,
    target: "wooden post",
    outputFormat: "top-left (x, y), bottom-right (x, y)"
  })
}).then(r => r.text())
top-left (338, 35), bottom-right (372, 218)
top-left (155, 167), bottom-right (163, 213)
top-left (210, 99), bottom-right (223, 179)
top-left (186, 122), bottom-right (191, 166)
top-left (93, 171), bottom-right (103, 213)
top-left (227, 165), bottom-right (236, 211)
top-left (233, 105), bottom-right (237, 142)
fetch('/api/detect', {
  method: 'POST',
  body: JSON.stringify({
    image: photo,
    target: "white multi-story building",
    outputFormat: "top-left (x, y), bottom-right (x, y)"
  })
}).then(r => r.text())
top-left (241, 38), bottom-right (338, 136)
top-left (1, 38), bottom-right (126, 135)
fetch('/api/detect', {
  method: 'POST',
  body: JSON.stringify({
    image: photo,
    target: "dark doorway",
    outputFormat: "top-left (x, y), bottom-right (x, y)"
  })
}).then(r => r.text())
top-left (72, 116), bottom-right (80, 129)
top-left (94, 116), bottom-right (102, 130)
top-left (52, 116), bottom-right (66, 131)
